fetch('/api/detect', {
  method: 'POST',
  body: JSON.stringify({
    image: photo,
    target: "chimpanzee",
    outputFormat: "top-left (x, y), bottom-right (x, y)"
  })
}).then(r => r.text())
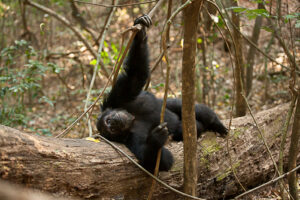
top-left (96, 15), bottom-right (227, 172)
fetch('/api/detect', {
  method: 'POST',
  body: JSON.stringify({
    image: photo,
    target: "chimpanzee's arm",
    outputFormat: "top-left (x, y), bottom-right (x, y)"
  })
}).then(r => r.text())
top-left (102, 15), bottom-right (152, 110)
top-left (126, 122), bottom-right (174, 172)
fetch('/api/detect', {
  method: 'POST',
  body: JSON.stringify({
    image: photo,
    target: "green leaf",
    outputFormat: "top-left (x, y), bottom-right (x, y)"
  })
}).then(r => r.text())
top-left (0, 76), bottom-right (11, 81)
top-left (39, 96), bottom-right (54, 107)
top-left (261, 26), bottom-right (274, 32)
top-left (216, 15), bottom-right (225, 28)
top-left (228, 6), bottom-right (247, 13)
top-left (104, 40), bottom-right (108, 47)
top-left (284, 13), bottom-right (299, 23)
top-left (245, 8), bottom-right (270, 19)
top-left (40, 23), bottom-right (46, 35)
top-left (252, 0), bottom-right (264, 3)
top-left (111, 42), bottom-right (119, 54)
top-left (89, 59), bottom-right (97, 66)
top-left (151, 83), bottom-right (164, 91)
top-left (101, 51), bottom-right (110, 65)
top-left (295, 20), bottom-right (300, 28)
top-left (47, 62), bottom-right (62, 73)
top-left (284, 14), bottom-right (296, 20)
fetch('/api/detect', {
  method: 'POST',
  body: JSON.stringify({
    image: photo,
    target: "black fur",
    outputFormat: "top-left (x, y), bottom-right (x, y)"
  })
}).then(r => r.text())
top-left (97, 15), bottom-right (227, 172)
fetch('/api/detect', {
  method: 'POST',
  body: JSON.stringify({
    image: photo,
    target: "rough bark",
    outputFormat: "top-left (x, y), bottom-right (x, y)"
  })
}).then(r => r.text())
top-left (198, 0), bottom-right (217, 105)
top-left (0, 180), bottom-right (71, 200)
top-left (288, 95), bottom-right (300, 200)
top-left (231, 0), bottom-right (247, 117)
top-left (182, 0), bottom-right (202, 197)
top-left (245, 3), bottom-right (263, 96)
top-left (0, 104), bottom-right (298, 200)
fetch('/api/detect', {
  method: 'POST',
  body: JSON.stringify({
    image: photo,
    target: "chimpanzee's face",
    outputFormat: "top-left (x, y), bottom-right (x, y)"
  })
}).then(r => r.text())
top-left (96, 109), bottom-right (135, 141)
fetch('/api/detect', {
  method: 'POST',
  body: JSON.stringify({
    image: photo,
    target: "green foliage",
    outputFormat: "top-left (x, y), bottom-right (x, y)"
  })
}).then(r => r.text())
top-left (50, 0), bottom-right (66, 6)
top-left (227, 6), bottom-right (270, 19)
top-left (207, 32), bottom-right (218, 43)
top-left (101, 51), bottom-right (110, 65)
top-left (89, 59), bottom-right (97, 66)
top-left (283, 13), bottom-right (300, 28)
top-left (197, 38), bottom-right (202, 44)
top-left (38, 96), bottom-right (54, 107)
top-left (90, 41), bottom-right (123, 68)
top-left (151, 83), bottom-right (165, 92)
top-left (50, 114), bottom-right (77, 127)
top-left (0, 40), bottom-right (56, 127)
top-left (223, 92), bottom-right (231, 105)
top-left (270, 74), bottom-right (289, 84)
top-left (228, 3), bottom-right (299, 28)
top-left (252, 0), bottom-right (264, 3)
top-left (111, 42), bottom-right (120, 60)
top-left (29, 127), bottom-right (52, 136)
top-left (261, 26), bottom-right (274, 33)
top-left (216, 15), bottom-right (225, 28)
top-left (40, 23), bottom-right (46, 36)
top-left (47, 62), bottom-right (63, 74)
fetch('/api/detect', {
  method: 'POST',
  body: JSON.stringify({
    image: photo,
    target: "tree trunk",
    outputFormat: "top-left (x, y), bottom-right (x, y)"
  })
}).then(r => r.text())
top-left (245, 3), bottom-right (263, 97)
top-left (0, 104), bottom-right (298, 200)
top-left (231, 0), bottom-right (247, 117)
top-left (288, 94), bottom-right (300, 200)
top-left (199, 33), bottom-right (209, 105)
top-left (182, 0), bottom-right (202, 197)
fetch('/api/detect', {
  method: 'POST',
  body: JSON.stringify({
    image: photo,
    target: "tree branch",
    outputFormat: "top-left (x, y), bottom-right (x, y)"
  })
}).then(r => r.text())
top-left (24, 0), bottom-right (109, 78)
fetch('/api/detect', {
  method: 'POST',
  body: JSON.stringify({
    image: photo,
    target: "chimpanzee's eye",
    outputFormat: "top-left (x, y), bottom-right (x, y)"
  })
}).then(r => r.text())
top-left (106, 119), bottom-right (111, 124)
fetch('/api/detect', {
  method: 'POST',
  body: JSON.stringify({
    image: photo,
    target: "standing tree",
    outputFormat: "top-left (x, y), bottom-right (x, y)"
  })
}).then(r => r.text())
top-left (288, 91), bottom-right (299, 200)
top-left (245, 3), bottom-right (264, 97)
top-left (182, 0), bottom-right (202, 197)
top-left (231, 0), bottom-right (246, 117)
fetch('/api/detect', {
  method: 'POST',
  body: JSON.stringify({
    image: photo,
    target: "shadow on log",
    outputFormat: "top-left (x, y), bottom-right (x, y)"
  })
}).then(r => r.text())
top-left (0, 103), bottom-right (298, 199)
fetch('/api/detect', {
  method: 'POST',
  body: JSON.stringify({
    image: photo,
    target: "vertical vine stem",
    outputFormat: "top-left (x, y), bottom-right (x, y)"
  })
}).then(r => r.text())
top-left (204, 5), bottom-right (246, 192)
top-left (85, 0), bottom-right (118, 137)
top-left (96, 134), bottom-right (205, 200)
top-left (112, 0), bottom-right (166, 85)
top-left (147, 1), bottom-right (172, 199)
top-left (242, 93), bottom-right (292, 199)
top-left (242, 94), bottom-right (280, 175)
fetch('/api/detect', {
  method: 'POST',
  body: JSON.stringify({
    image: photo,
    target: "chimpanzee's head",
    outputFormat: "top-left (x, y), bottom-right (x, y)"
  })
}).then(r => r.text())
top-left (96, 109), bottom-right (135, 142)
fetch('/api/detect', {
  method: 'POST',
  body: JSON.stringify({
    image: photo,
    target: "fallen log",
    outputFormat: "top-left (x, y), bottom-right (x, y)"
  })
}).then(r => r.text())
top-left (0, 180), bottom-right (71, 200)
top-left (0, 103), bottom-right (298, 199)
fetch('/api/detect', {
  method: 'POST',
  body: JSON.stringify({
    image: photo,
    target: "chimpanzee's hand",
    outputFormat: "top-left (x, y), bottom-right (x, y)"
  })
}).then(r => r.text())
top-left (134, 14), bottom-right (152, 28)
top-left (147, 122), bottom-right (168, 148)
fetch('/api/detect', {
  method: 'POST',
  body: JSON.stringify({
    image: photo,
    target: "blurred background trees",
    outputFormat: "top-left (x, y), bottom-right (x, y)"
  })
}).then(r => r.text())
top-left (0, 0), bottom-right (298, 198)
top-left (0, 0), bottom-right (298, 134)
